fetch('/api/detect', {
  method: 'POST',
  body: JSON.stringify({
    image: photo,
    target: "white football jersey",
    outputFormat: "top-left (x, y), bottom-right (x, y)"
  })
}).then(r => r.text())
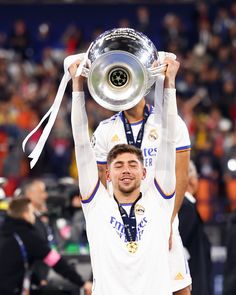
top-left (71, 90), bottom-right (191, 294)
top-left (82, 181), bottom-right (173, 295)
top-left (92, 103), bottom-right (192, 290)
top-left (92, 106), bottom-right (191, 191)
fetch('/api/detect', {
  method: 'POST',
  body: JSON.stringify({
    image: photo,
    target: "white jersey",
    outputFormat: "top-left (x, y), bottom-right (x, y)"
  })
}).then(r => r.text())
top-left (92, 103), bottom-right (191, 191)
top-left (71, 89), bottom-right (177, 295)
top-left (91, 93), bottom-right (192, 291)
top-left (82, 180), bottom-right (173, 295)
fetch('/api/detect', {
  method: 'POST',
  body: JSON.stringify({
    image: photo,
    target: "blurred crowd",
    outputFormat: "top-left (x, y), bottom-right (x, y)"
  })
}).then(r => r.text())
top-left (0, 1), bottom-right (236, 223)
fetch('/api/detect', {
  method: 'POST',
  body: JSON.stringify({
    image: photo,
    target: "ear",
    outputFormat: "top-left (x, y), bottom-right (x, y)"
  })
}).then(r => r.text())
top-left (106, 167), bottom-right (111, 182)
top-left (142, 167), bottom-right (147, 180)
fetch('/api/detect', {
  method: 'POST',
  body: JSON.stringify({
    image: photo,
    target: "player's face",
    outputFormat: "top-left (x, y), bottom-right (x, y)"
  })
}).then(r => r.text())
top-left (107, 153), bottom-right (146, 194)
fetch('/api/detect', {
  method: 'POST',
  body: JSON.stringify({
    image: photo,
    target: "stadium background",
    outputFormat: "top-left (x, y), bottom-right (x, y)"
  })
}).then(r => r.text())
top-left (0, 0), bottom-right (236, 294)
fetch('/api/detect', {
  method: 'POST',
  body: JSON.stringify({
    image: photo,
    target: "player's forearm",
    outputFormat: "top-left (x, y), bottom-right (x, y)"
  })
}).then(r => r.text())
top-left (155, 89), bottom-right (176, 193)
top-left (164, 77), bottom-right (175, 89)
top-left (171, 151), bottom-right (190, 222)
top-left (71, 91), bottom-right (99, 197)
top-left (72, 75), bottom-right (84, 92)
top-left (71, 92), bottom-right (90, 147)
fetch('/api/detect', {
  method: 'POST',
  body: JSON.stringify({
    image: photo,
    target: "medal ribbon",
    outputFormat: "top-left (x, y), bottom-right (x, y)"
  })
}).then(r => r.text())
top-left (114, 193), bottom-right (142, 242)
top-left (121, 105), bottom-right (150, 149)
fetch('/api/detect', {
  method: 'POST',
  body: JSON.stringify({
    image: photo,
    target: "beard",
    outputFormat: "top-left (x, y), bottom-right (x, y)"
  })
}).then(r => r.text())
top-left (118, 180), bottom-right (140, 195)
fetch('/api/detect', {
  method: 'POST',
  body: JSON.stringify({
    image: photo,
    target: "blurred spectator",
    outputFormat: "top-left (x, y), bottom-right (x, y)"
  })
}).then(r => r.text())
top-left (223, 209), bottom-right (236, 295)
top-left (197, 19), bottom-right (212, 49)
top-left (34, 22), bottom-right (53, 63)
top-left (161, 13), bottom-right (189, 52)
top-left (0, 197), bottom-right (92, 295)
top-left (53, 186), bottom-right (88, 254)
top-left (118, 18), bottom-right (131, 28)
top-left (135, 6), bottom-right (152, 36)
top-left (61, 24), bottom-right (84, 54)
top-left (179, 160), bottom-right (212, 295)
top-left (67, 188), bottom-right (87, 246)
top-left (22, 179), bottom-right (53, 288)
top-left (213, 6), bottom-right (232, 43)
top-left (7, 19), bottom-right (33, 61)
top-left (48, 114), bottom-right (72, 178)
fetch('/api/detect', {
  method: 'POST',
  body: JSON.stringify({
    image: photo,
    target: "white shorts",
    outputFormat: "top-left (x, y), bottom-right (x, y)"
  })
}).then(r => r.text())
top-left (169, 216), bottom-right (192, 292)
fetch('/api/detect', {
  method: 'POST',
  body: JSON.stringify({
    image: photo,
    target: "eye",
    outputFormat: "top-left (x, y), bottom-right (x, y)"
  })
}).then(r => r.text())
top-left (114, 164), bottom-right (122, 168)
top-left (129, 163), bottom-right (138, 168)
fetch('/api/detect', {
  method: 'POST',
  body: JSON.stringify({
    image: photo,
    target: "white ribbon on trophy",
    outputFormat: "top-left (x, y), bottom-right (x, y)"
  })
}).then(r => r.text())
top-left (22, 46), bottom-right (92, 169)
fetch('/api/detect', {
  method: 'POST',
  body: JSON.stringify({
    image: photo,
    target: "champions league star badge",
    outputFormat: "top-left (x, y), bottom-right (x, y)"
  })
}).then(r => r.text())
top-left (127, 241), bottom-right (138, 253)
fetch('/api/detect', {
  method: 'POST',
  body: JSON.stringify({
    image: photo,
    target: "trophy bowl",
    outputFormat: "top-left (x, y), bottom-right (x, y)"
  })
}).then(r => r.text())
top-left (85, 28), bottom-right (159, 111)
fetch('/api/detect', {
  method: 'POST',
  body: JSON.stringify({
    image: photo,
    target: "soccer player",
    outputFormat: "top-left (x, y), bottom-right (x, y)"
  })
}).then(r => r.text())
top-left (91, 52), bottom-right (192, 294)
top-left (69, 56), bottom-right (179, 295)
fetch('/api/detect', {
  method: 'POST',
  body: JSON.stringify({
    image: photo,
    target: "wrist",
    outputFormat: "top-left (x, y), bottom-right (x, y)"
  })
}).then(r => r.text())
top-left (72, 91), bottom-right (84, 99)
top-left (72, 79), bottom-right (83, 91)
top-left (164, 77), bottom-right (175, 89)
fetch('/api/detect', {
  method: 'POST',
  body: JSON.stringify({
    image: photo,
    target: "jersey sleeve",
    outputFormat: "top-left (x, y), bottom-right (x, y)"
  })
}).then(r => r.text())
top-left (71, 91), bottom-right (99, 202)
top-left (176, 116), bottom-right (191, 153)
top-left (154, 88), bottom-right (176, 201)
top-left (92, 123), bottom-right (108, 165)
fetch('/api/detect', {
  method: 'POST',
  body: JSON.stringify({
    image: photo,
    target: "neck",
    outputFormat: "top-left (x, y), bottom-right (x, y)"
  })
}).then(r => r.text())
top-left (123, 98), bottom-right (146, 123)
top-left (114, 189), bottom-right (141, 204)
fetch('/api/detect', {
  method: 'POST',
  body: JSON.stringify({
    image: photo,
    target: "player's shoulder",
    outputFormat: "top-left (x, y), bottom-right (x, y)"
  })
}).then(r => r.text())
top-left (96, 113), bottom-right (122, 131)
top-left (99, 112), bottom-right (122, 126)
top-left (177, 114), bottom-right (188, 129)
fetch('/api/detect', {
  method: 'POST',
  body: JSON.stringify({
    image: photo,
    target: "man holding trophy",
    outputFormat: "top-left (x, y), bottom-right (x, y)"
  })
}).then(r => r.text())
top-left (23, 28), bottom-right (192, 294)
top-left (69, 28), bottom-right (191, 294)
top-left (89, 29), bottom-right (192, 295)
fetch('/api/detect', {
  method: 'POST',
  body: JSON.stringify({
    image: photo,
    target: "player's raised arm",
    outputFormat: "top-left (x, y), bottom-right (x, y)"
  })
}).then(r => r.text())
top-left (69, 61), bottom-right (99, 200)
top-left (154, 57), bottom-right (179, 199)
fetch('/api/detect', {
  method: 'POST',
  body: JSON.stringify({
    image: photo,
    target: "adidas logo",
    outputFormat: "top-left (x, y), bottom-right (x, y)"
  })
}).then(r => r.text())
top-left (111, 134), bottom-right (120, 142)
top-left (174, 272), bottom-right (184, 280)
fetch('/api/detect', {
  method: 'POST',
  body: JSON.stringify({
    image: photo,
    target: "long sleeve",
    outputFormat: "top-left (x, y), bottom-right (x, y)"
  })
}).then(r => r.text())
top-left (71, 91), bottom-right (99, 200)
top-left (53, 257), bottom-right (85, 287)
top-left (154, 88), bottom-right (177, 197)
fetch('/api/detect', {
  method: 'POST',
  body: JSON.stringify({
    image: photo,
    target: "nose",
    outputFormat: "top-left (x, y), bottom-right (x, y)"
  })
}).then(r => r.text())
top-left (122, 164), bottom-right (131, 174)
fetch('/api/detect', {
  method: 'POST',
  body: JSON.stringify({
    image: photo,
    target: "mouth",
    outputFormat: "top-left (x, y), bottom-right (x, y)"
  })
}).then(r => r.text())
top-left (120, 177), bottom-right (133, 184)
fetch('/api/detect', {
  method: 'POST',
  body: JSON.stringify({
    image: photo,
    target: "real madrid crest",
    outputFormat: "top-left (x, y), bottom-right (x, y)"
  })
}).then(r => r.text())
top-left (148, 129), bottom-right (158, 141)
top-left (135, 204), bottom-right (145, 215)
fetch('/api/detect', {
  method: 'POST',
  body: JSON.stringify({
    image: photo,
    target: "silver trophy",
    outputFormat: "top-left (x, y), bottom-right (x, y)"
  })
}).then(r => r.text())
top-left (82, 28), bottom-right (165, 111)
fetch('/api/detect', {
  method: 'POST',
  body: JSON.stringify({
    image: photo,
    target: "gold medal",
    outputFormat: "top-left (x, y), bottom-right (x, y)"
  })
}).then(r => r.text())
top-left (127, 241), bottom-right (138, 253)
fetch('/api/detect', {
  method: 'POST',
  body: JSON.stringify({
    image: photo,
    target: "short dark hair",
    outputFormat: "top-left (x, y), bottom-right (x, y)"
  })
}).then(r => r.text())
top-left (8, 197), bottom-right (31, 219)
top-left (107, 144), bottom-right (144, 165)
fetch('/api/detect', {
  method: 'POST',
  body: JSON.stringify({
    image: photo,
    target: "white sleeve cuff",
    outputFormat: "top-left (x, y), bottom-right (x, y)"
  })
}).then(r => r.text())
top-left (164, 88), bottom-right (177, 115)
top-left (72, 91), bottom-right (85, 99)
top-left (163, 88), bottom-right (176, 95)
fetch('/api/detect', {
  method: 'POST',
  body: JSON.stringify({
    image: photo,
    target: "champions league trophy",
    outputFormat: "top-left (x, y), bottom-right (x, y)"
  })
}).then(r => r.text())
top-left (23, 28), bottom-right (170, 169)
top-left (81, 28), bottom-right (166, 111)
